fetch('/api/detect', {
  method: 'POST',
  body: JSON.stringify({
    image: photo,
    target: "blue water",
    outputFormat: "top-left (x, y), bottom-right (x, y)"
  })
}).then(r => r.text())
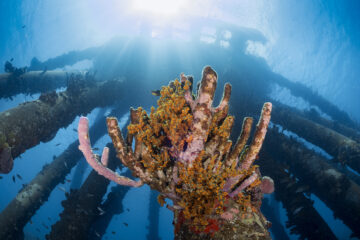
top-left (1, 1), bottom-right (360, 239)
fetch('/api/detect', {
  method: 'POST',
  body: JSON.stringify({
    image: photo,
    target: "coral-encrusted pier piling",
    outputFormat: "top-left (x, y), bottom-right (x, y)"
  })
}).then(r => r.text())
top-left (78, 66), bottom-right (273, 239)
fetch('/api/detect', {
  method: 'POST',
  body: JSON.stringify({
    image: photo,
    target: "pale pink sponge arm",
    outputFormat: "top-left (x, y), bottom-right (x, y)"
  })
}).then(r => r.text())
top-left (78, 116), bottom-right (143, 187)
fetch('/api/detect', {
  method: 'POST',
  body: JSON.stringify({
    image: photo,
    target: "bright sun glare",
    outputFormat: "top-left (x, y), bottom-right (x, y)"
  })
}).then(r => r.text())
top-left (132, 0), bottom-right (188, 16)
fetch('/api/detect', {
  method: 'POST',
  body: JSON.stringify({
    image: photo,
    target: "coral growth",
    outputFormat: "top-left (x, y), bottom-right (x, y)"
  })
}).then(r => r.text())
top-left (78, 66), bottom-right (273, 239)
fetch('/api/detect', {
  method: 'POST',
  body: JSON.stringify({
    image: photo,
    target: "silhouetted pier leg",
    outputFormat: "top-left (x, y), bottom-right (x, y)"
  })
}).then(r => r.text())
top-left (0, 107), bottom-right (127, 240)
top-left (271, 103), bottom-right (360, 175)
top-left (265, 128), bottom-right (360, 238)
top-left (46, 144), bottom-right (118, 240)
top-left (0, 71), bottom-right (86, 99)
top-left (146, 190), bottom-right (161, 240)
top-left (259, 150), bottom-right (337, 240)
top-left (0, 77), bottom-right (124, 173)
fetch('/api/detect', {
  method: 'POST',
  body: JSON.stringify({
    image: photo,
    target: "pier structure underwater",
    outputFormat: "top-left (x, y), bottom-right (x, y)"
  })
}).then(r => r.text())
top-left (0, 31), bottom-right (360, 239)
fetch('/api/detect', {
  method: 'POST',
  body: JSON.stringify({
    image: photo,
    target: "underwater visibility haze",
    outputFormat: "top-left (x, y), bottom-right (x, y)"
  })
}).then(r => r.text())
top-left (1, 0), bottom-right (360, 239)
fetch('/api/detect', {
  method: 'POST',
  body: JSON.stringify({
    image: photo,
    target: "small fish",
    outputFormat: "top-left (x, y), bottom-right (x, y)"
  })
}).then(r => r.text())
top-left (92, 147), bottom-right (99, 151)
top-left (29, 220), bottom-right (33, 224)
top-left (42, 223), bottom-right (49, 229)
top-left (73, 128), bottom-right (77, 132)
top-left (95, 231), bottom-right (101, 237)
top-left (123, 222), bottom-right (128, 227)
top-left (41, 67), bottom-right (47, 74)
top-left (10, 58), bottom-right (14, 62)
top-left (126, 208), bottom-right (130, 212)
top-left (0, 176), bottom-right (3, 180)
top-left (55, 143), bottom-right (61, 146)
top-left (53, 155), bottom-right (56, 160)
top-left (65, 179), bottom-right (71, 183)
top-left (64, 162), bottom-right (68, 168)
top-left (12, 176), bottom-right (16, 183)
top-left (58, 186), bottom-right (66, 192)
top-left (112, 231), bottom-right (116, 234)
top-left (172, 205), bottom-right (183, 210)
top-left (16, 174), bottom-right (23, 180)
top-left (151, 90), bottom-right (161, 96)
top-left (97, 207), bottom-right (105, 215)
top-left (295, 185), bottom-right (310, 193)
top-left (286, 182), bottom-right (295, 188)
top-left (293, 207), bottom-right (303, 215)
top-left (22, 25), bottom-right (26, 28)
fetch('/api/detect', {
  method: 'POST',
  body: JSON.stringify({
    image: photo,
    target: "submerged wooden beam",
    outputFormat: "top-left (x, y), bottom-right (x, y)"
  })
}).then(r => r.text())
top-left (45, 118), bottom-right (131, 239)
top-left (301, 107), bottom-right (360, 143)
top-left (146, 190), bottom-right (161, 240)
top-left (265, 128), bottom-right (360, 238)
top-left (0, 71), bottom-right (86, 99)
top-left (0, 108), bottom-right (115, 240)
top-left (270, 101), bottom-right (360, 143)
top-left (46, 145), bottom-right (120, 240)
top-left (260, 199), bottom-right (290, 240)
top-left (28, 47), bottom-right (100, 71)
top-left (271, 104), bottom-right (360, 175)
top-left (259, 150), bottom-right (337, 240)
top-left (0, 77), bottom-right (124, 173)
top-left (88, 173), bottom-right (132, 239)
top-left (271, 74), bottom-right (357, 129)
